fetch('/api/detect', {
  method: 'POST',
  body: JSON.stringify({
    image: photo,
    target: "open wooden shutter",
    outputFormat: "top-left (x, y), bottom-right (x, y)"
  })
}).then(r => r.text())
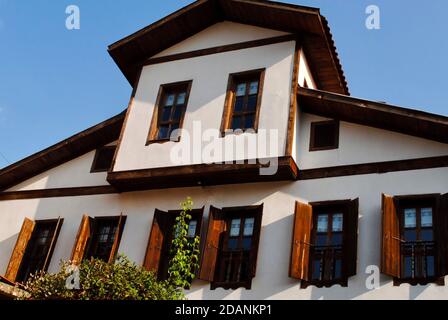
top-left (71, 215), bottom-right (93, 265)
top-left (343, 198), bottom-right (359, 277)
top-left (289, 201), bottom-right (313, 280)
top-left (108, 214), bottom-right (127, 263)
top-left (5, 218), bottom-right (36, 282)
top-left (436, 194), bottom-right (448, 277)
top-left (199, 206), bottom-right (226, 282)
top-left (143, 209), bottom-right (169, 273)
top-left (42, 217), bottom-right (64, 272)
top-left (381, 194), bottom-right (401, 278)
top-left (249, 204), bottom-right (264, 278)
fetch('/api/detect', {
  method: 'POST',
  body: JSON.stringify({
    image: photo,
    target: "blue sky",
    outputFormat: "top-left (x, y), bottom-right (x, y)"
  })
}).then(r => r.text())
top-left (0, 0), bottom-right (447, 168)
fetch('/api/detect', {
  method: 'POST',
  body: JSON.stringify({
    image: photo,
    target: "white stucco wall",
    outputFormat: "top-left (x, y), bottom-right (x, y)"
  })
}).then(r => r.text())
top-left (114, 39), bottom-right (295, 171)
top-left (0, 167), bottom-right (447, 300)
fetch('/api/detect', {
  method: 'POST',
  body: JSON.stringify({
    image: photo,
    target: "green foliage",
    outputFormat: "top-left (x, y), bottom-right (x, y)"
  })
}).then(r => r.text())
top-left (22, 255), bottom-right (185, 300)
top-left (167, 197), bottom-right (201, 289)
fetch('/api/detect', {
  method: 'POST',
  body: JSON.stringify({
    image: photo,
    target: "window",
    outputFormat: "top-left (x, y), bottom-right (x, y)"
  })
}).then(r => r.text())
top-left (220, 69), bottom-right (265, 135)
top-left (143, 208), bottom-right (204, 281)
top-left (289, 200), bottom-right (358, 288)
top-left (198, 205), bottom-right (263, 290)
top-left (91, 146), bottom-right (116, 172)
top-left (5, 218), bottom-right (63, 283)
top-left (71, 215), bottom-right (126, 265)
top-left (147, 81), bottom-right (192, 144)
top-left (381, 194), bottom-right (448, 285)
top-left (309, 120), bottom-right (339, 151)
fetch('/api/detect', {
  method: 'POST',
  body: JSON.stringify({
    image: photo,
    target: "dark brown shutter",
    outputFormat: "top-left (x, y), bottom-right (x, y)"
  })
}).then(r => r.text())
top-left (71, 215), bottom-right (93, 265)
top-left (143, 209), bottom-right (169, 273)
top-left (199, 206), bottom-right (226, 282)
top-left (42, 217), bottom-right (64, 271)
top-left (436, 194), bottom-right (448, 277)
top-left (289, 201), bottom-right (313, 280)
top-left (381, 194), bottom-right (401, 278)
top-left (249, 204), bottom-right (263, 277)
top-left (5, 218), bottom-right (36, 282)
top-left (343, 198), bottom-right (359, 277)
top-left (108, 214), bottom-right (127, 263)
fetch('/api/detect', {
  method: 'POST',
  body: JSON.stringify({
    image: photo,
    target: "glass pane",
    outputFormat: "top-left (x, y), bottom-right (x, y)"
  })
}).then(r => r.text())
top-left (161, 106), bottom-right (171, 122)
top-left (231, 116), bottom-right (242, 130)
top-left (157, 125), bottom-right (169, 139)
top-left (312, 260), bottom-right (321, 280)
top-left (234, 96), bottom-right (244, 112)
top-left (176, 92), bottom-right (186, 105)
top-left (421, 208), bottom-right (433, 227)
top-left (332, 213), bottom-right (343, 232)
top-left (243, 218), bottom-right (255, 236)
top-left (230, 219), bottom-right (241, 237)
top-left (426, 255), bottom-right (435, 277)
top-left (420, 229), bottom-right (433, 241)
top-left (403, 256), bottom-right (412, 278)
top-left (164, 94), bottom-right (175, 106)
top-left (317, 214), bottom-right (328, 233)
top-left (228, 238), bottom-right (238, 250)
top-left (247, 95), bottom-right (257, 111)
top-left (236, 83), bottom-right (246, 97)
top-left (187, 220), bottom-right (197, 238)
top-left (172, 105), bottom-right (183, 120)
top-left (404, 230), bottom-right (417, 241)
top-left (244, 115), bottom-right (254, 129)
top-left (331, 233), bottom-right (343, 246)
top-left (249, 81), bottom-right (259, 95)
top-left (334, 259), bottom-right (342, 279)
top-left (316, 234), bottom-right (328, 246)
top-left (404, 208), bottom-right (417, 228)
top-left (242, 238), bottom-right (252, 250)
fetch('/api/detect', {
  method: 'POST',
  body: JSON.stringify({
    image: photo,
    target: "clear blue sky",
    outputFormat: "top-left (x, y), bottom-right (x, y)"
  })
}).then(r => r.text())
top-left (0, 0), bottom-right (447, 168)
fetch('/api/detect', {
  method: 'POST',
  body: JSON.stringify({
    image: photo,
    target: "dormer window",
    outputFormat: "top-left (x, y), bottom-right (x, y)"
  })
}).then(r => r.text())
top-left (147, 80), bottom-right (192, 144)
top-left (221, 69), bottom-right (265, 135)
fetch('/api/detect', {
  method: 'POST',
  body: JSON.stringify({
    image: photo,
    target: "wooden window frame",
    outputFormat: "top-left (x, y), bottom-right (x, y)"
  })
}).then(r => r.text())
top-left (220, 69), bottom-right (265, 137)
top-left (90, 146), bottom-right (117, 173)
top-left (309, 120), bottom-right (340, 152)
top-left (392, 194), bottom-right (445, 286)
top-left (146, 80), bottom-right (193, 145)
top-left (210, 204), bottom-right (263, 290)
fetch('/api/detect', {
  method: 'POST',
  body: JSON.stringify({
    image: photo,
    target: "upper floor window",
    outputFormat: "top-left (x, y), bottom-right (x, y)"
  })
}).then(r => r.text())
top-left (198, 205), bottom-right (263, 290)
top-left (381, 194), bottom-right (448, 286)
top-left (147, 81), bottom-right (192, 144)
top-left (289, 200), bottom-right (359, 288)
top-left (5, 218), bottom-right (63, 283)
top-left (143, 208), bottom-right (204, 281)
top-left (220, 69), bottom-right (265, 135)
top-left (91, 146), bottom-right (116, 172)
top-left (309, 120), bottom-right (339, 151)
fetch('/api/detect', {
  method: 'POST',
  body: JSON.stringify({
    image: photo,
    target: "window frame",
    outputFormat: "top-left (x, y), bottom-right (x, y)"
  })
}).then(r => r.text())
top-left (220, 69), bottom-right (265, 136)
top-left (90, 146), bottom-right (116, 173)
top-left (309, 120), bottom-right (340, 152)
top-left (146, 80), bottom-right (193, 145)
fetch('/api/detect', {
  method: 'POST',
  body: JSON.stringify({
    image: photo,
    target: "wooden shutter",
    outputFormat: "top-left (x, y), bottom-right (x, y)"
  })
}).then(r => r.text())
top-left (5, 218), bottom-right (36, 282)
top-left (108, 214), bottom-right (127, 263)
top-left (71, 215), bottom-right (93, 265)
top-left (143, 209), bottom-right (169, 273)
top-left (249, 204), bottom-right (264, 278)
top-left (199, 206), bottom-right (226, 282)
top-left (381, 194), bottom-right (401, 278)
top-left (343, 199), bottom-right (359, 277)
top-left (436, 194), bottom-right (448, 277)
top-left (42, 217), bottom-right (64, 271)
top-left (289, 201), bottom-right (313, 280)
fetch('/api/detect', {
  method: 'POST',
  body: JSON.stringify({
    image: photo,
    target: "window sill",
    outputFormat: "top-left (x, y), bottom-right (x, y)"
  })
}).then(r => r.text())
top-left (300, 278), bottom-right (348, 289)
top-left (145, 137), bottom-right (181, 146)
top-left (220, 129), bottom-right (258, 138)
top-left (393, 276), bottom-right (445, 286)
top-left (211, 280), bottom-right (252, 290)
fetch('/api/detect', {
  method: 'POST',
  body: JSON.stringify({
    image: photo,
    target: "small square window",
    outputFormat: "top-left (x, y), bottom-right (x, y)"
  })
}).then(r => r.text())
top-left (309, 120), bottom-right (339, 151)
top-left (91, 146), bottom-right (116, 172)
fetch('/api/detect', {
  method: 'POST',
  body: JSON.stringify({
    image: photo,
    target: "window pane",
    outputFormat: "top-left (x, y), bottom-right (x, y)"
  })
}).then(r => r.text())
top-left (404, 230), bottom-right (417, 241)
top-left (234, 96), bottom-right (244, 112)
top-left (312, 259), bottom-right (321, 280)
top-left (331, 233), bottom-right (343, 246)
top-left (249, 81), bottom-right (259, 95)
top-left (236, 83), bottom-right (246, 97)
top-left (421, 208), bottom-right (433, 227)
top-left (164, 94), bottom-right (175, 106)
top-left (230, 219), bottom-right (241, 237)
top-left (187, 220), bottom-right (197, 238)
top-left (247, 95), bottom-right (257, 111)
top-left (161, 106), bottom-right (172, 122)
top-left (426, 255), bottom-right (435, 277)
top-left (332, 213), bottom-right (343, 232)
top-left (243, 218), bottom-right (255, 236)
top-left (420, 229), bottom-right (433, 241)
top-left (317, 214), bottom-right (328, 233)
top-left (244, 115), bottom-right (254, 129)
top-left (404, 209), bottom-right (417, 228)
top-left (316, 234), bottom-right (328, 246)
top-left (227, 238), bottom-right (238, 250)
top-left (242, 238), bottom-right (252, 250)
top-left (231, 116), bottom-right (242, 130)
top-left (176, 92), bottom-right (186, 105)
top-left (172, 105), bottom-right (184, 121)
top-left (334, 258), bottom-right (342, 279)
top-left (403, 256), bottom-right (412, 278)
top-left (157, 125), bottom-right (169, 139)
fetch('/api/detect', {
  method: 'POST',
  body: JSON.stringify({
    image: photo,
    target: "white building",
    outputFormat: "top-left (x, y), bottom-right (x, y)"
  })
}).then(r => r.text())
top-left (0, 0), bottom-right (447, 300)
